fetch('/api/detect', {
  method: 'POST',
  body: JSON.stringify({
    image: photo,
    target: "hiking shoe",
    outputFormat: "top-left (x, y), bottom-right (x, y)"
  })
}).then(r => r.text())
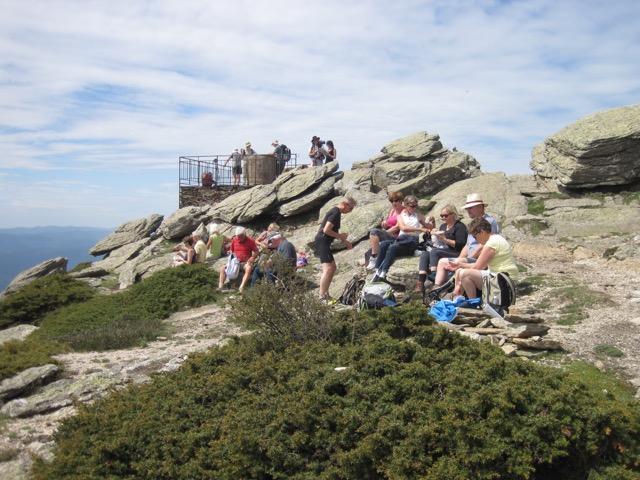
top-left (366, 257), bottom-right (377, 271)
top-left (372, 271), bottom-right (386, 283)
top-left (414, 280), bottom-right (425, 294)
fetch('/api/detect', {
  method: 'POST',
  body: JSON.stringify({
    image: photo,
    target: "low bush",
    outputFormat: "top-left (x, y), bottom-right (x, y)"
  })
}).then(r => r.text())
top-left (0, 337), bottom-right (65, 381)
top-left (0, 274), bottom-right (95, 329)
top-left (32, 264), bottom-right (219, 351)
top-left (32, 304), bottom-right (640, 479)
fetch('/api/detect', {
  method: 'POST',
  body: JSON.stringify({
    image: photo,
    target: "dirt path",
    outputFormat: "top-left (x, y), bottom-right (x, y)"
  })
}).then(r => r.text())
top-left (514, 241), bottom-right (640, 394)
top-left (0, 303), bottom-right (243, 479)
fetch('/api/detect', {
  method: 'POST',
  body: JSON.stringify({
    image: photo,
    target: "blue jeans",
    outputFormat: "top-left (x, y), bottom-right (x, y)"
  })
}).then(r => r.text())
top-left (375, 236), bottom-right (418, 273)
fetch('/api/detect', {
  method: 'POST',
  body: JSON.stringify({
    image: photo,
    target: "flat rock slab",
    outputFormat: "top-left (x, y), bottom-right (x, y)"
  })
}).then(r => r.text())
top-left (0, 364), bottom-right (59, 403)
top-left (0, 325), bottom-right (38, 346)
top-left (512, 338), bottom-right (563, 351)
top-left (463, 327), bottom-right (507, 336)
top-left (505, 323), bottom-right (550, 339)
top-left (0, 372), bottom-right (121, 418)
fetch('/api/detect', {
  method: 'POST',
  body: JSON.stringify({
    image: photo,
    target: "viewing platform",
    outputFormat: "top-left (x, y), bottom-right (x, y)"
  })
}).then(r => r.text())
top-left (178, 153), bottom-right (299, 208)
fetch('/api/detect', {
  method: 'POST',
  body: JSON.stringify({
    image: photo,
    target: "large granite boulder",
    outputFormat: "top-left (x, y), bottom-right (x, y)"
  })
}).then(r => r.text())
top-left (348, 132), bottom-right (480, 197)
top-left (209, 184), bottom-right (277, 224)
top-left (90, 214), bottom-right (163, 256)
top-left (1, 257), bottom-right (68, 297)
top-left (279, 174), bottom-right (342, 217)
top-left (70, 238), bottom-right (150, 278)
top-left (0, 364), bottom-right (59, 403)
top-left (276, 163), bottom-right (339, 202)
top-left (428, 173), bottom-right (530, 228)
top-left (386, 151), bottom-right (481, 196)
top-left (159, 206), bottom-right (212, 240)
top-left (334, 168), bottom-right (373, 195)
top-left (380, 131), bottom-right (444, 161)
top-left (530, 105), bottom-right (640, 188)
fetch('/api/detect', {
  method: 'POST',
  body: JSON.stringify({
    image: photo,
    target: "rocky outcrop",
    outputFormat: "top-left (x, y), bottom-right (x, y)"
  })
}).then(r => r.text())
top-left (530, 104), bottom-right (640, 188)
top-left (2, 257), bottom-right (68, 297)
top-left (0, 372), bottom-right (121, 418)
top-left (279, 174), bottom-right (343, 217)
top-left (276, 162), bottom-right (339, 202)
top-left (350, 132), bottom-right (480, 197)
top-left (334, 169), bottom-right (373, 195)
top-left (0, 365), bottom-right (59, 403)
top-left (208, 184), bottom-right (277, 223)
top-left (89, 214), bottom-right (163, 256)
top-left (70, 238), bottom-right (150, 279)
top-left (0, 325), bottom-right (38, 346)
top-left (159, 206), bottom-right (212, 240)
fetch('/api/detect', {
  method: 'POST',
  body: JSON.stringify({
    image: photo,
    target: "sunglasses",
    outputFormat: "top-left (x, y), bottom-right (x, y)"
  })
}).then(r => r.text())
top-left (440, 213), bottom-right (451, 218)
top-left (405, 203), bottom-right (418, 208)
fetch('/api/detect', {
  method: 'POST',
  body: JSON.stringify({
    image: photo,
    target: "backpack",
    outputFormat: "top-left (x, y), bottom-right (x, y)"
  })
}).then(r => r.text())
top-left (279, 145), bottom-right (292, 162)
top-left (225, 254), bottom-right (240, 281)
top-left (201, 171), bottom-right (214, 187)
top-left (482, 272), bottom-right (517, 315)
top-left (358, 282), bottom-right (397, 310)
top-left (339, 274), bottom-right (365, 305)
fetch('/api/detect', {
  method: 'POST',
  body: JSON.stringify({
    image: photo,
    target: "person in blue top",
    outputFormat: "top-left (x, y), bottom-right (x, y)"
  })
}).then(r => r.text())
top-left (432, 193), bottom-right (500, 287)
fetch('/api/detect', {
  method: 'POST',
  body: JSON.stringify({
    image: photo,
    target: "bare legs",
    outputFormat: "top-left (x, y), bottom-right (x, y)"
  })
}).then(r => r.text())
top-left (319, 261), bottom-right (336, 299)
top-left (453, 268), bottom-right (483, 298)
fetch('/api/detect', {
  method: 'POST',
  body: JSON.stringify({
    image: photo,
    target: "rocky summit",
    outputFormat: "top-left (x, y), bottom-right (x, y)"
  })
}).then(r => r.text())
top-left (530, 104), bottom-right (640, 188)
top-left (2, 113), bottom-right (640, 479)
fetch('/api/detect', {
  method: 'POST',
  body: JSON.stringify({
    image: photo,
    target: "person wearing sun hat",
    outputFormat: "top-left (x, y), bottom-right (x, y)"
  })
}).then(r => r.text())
top-left (432, 192), bottom-right (500, 287)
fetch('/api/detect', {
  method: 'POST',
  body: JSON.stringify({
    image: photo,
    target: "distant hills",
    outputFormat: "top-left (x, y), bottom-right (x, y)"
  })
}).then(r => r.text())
top-left (0, 226), bottom-right (112, 291)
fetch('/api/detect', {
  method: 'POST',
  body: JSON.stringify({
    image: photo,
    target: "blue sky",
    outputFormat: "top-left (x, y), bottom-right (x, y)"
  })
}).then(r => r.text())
top-left (0, 0), bottom-right (638, 228)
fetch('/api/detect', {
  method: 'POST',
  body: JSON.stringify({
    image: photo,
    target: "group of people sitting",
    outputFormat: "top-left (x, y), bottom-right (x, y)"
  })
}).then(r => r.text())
top-left (172, 189), bottom-right (517, 304)
top-left (365, 191), bottom-right (518, 300)
top-left (173, 221), bottom-right (307, 295)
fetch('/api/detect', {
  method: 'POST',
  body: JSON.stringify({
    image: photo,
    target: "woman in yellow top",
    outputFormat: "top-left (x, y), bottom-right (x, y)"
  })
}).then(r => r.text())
top-left (449, 217), bottom-right (518, 299)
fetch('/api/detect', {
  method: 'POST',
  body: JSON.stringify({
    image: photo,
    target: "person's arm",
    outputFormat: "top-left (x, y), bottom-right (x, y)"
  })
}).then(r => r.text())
top-left (398, 212), bottom-right (429, 234)
top-left (468, 244), bottom-right (495, 270)
top-left (323, 221), bottom-right (351, 248)
top-left (186, 248), bottom-right (195, 265)
top-left (381, 208), bottom-right (393, 229)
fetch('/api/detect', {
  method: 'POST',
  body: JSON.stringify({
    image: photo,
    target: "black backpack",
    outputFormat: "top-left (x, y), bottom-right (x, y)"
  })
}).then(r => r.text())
top-left (280, 145), bottom-right (292, 162)
top-left (339, 274), bottom-right (365, 306)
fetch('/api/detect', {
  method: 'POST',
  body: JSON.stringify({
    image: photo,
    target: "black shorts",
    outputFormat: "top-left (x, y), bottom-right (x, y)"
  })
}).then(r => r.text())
top-left (232, 166), bottom-right (242, 175)
top-left (315, 234), bottom-right (334, 264)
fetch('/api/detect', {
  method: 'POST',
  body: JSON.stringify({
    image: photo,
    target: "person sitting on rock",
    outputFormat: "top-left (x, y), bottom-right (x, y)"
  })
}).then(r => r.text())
top-left (217, 226), bottom-right (258, 293)
top-left (251, 232), bottom-right (297, 285)
top-left (206, 223), bottom-right (227, 260)
top-left (432, 193), bottom-right (500, 288)
top-left (366, 191), bottom-right (404, 270)
top-left (172, 236), bottom-right (196, 266)
top-left (372, 195), bottom-right (434, 282)
top-left (193, 232), bottom-right (208, 264)
top-left (415, 205), bottom-right (467, 293)
top-left (255, 222), bottom-right (280, 250)
top-left (449, 217), bottom-right (518, 299)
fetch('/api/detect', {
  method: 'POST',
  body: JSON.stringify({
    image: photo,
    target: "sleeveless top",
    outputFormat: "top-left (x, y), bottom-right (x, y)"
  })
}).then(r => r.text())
top-left (386, 209), bottom-right (399, 228)
top-left (399, 210), bottom-right (421, 238)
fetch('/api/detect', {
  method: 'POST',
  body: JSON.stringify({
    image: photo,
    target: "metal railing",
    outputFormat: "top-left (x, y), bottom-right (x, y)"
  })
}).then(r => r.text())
top-left (179, 153), bottom-right (299, 187)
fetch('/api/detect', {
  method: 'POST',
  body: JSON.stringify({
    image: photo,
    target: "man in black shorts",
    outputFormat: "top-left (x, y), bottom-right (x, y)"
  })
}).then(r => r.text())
top-left (225, 148), bottom-right (243, 188)
top-left (315, 197), bottom-right (356, 302)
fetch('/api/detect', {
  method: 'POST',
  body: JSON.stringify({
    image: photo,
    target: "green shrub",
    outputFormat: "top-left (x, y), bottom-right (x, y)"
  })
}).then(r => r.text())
top-left (32, 264), bottom-right (219, 351)
top-left (32, 305), bottom-right (640, 479)
top-left (0, 274), bottom-right (95, 329)
top-left (0, 338), bottom-right (65, 381)
top-left (527, 198), bottom-right (545, 215)
top-left (594, 344), bottom-right (625, 358)
top-left (229, 263), bottom-right (334, 351)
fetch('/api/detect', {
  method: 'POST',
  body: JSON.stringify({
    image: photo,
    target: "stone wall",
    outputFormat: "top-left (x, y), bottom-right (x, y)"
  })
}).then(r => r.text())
top-left (179, 186), bottom-right (244, 208)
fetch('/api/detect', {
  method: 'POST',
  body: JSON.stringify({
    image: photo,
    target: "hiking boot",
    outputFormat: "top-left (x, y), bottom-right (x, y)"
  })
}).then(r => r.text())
top-left (366, 257), bottom-right (377, 271)
top-left (414, 280), bottom-right (425, 294)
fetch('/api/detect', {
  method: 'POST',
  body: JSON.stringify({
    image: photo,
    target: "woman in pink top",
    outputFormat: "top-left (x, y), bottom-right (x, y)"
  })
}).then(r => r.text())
top-left (366, 191), bottom-right (404, 270)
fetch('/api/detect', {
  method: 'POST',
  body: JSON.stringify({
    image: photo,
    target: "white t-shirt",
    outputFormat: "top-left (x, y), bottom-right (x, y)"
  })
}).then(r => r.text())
top-left (399, 211), bottom-right (421, 238)
top-left (194, 240), bottom-right (207, 264)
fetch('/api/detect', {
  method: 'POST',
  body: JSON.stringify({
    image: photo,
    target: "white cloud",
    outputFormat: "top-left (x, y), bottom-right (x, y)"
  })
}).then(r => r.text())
top-left (0, 0), bottom-right (639, 226)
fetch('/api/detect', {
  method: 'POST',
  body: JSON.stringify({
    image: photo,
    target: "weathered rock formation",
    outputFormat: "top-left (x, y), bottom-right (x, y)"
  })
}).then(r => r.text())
top-left (1, 257), bottom-right (68, 298)
top-left (530, 104), bottom-right (640, 188)
top-left (90, 214), bottom-right (163, 256)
